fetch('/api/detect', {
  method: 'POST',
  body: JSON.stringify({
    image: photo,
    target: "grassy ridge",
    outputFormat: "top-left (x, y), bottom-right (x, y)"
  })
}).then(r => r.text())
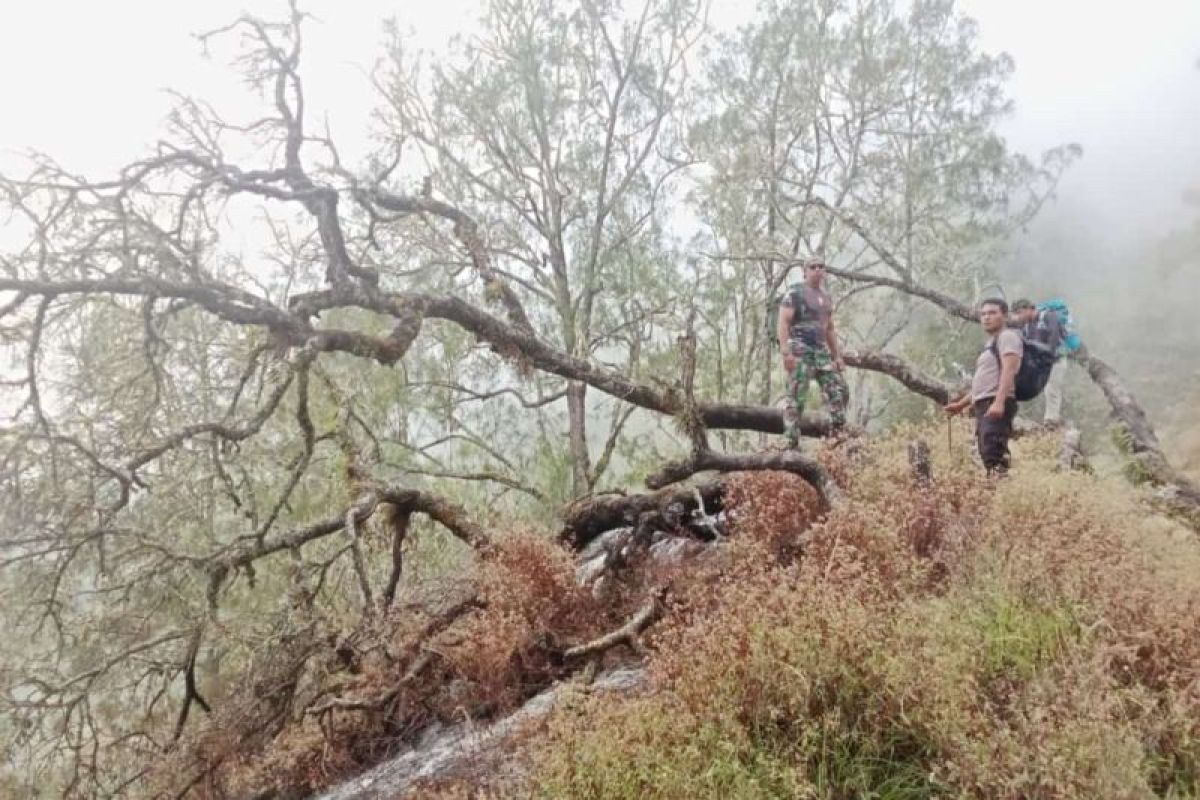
top-left (531, 427), bottom-right (1200, 799)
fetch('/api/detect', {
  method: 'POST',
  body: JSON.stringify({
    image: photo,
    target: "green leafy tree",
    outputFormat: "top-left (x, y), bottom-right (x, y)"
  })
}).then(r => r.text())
top-left (689, 0), bottom-right (1078, 427)
top-left (380, 0), bottom-right (705, 496)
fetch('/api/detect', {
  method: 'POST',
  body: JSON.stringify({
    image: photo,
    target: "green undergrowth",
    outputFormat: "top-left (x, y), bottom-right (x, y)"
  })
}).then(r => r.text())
top-left (530, 424), bottom-right (1200, 800)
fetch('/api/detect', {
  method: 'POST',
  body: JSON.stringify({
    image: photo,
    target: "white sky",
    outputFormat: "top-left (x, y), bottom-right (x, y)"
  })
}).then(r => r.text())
top-left (2, 0), bottom-right (1198, 239)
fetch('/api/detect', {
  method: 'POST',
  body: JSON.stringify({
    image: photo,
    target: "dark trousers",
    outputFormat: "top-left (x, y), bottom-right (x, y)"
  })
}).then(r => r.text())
top-left (974, 397), bottom-right (1018, 474)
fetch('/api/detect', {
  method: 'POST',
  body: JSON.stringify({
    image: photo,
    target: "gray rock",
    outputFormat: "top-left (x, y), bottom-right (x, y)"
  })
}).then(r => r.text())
top-left (312, 667), bottom-right (645, 800)
top-left (576, 526), bottom-right (633, 563)
top-left (648, 536), bottom-right (710, 568)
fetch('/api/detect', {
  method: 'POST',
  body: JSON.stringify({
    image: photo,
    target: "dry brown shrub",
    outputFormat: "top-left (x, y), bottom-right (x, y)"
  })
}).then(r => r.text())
top-left (531, 426), bottom-right (1200, 799)
top-left (723, 470), bottom-right (824, 563)
top-left (150, 529), bottom-right (625, 799)
top-left (439, 530), bottom-right (613, 711)
top-left (154, 427), bottom-right (1200, 799)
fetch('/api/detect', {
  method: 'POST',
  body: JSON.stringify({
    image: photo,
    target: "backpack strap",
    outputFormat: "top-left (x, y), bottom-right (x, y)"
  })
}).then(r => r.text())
top-left (788, 284), bottom-right (807, 324)
top-left (988, 337), bottom-right (1001, 370)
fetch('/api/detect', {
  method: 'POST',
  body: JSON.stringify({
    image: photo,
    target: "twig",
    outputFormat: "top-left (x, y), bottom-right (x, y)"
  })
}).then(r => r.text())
top-left (564, 587), bottom-right (667, 660)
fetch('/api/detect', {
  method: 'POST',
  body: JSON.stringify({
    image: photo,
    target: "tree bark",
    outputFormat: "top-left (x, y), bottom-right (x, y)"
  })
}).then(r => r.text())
top-left (1078, 350), bottom-right (1200, 500)
top-left (566, 382), bottom-right (594, 498)
top-left (560, 480), bottom-right (726, 549)
top-left (644, 448), bottom-right (837, 501)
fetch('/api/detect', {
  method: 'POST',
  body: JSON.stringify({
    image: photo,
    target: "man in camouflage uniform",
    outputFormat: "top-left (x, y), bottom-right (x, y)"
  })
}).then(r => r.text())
top-left (776, 256), bottom-right (849, 446)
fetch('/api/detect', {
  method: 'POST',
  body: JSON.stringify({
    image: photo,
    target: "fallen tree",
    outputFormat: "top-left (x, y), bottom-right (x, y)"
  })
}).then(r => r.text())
top-left (0, 14), bottom-right (853, 787)
top-left (1, 4), bottom-right (1193, 796)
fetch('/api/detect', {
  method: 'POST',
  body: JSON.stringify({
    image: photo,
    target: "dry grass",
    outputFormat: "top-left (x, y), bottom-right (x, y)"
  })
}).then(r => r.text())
top-left (148, 427), bottom-right (1200, 799)
top-left (532, 425), bottom-right (1200, 799)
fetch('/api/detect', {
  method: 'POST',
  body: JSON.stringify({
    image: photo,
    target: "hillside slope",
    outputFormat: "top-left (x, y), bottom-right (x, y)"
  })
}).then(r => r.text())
top-left (520, 431), bottom-right (1200, 800)
top-left (162, 425), bottom-right (1200, 799)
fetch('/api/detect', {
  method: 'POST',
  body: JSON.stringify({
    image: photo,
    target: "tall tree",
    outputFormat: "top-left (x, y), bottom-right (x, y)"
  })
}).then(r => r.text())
top-left (380, 0), bottom-right (705, 496)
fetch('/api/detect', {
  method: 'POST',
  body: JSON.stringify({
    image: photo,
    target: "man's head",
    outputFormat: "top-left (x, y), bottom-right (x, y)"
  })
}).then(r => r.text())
top-left (979, 298), bottom-right (1009, 334)
top-left (803, 255), bottom-right (826, 287)
top-left (1012, 298), bottom-right (1037, 324)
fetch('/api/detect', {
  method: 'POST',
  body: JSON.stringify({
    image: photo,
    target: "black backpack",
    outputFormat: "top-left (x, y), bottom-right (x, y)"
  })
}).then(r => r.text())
top-left (990, 334), bottom-right (1058, 402)
top-left (767, 283), bottom-right (811, 337)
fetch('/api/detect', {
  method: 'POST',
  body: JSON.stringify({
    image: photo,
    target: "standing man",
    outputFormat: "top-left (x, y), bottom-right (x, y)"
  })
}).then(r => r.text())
top-left (1012, 298), bottom-right (1074, 427)
top-left (944, 298), bottom-right (1023, 475)
top-left (777, 256), bottom-right (849, 446)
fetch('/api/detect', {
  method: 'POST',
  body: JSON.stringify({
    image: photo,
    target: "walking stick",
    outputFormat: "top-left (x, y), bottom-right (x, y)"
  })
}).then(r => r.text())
top-left (947, 415), bottom-right (953, 460)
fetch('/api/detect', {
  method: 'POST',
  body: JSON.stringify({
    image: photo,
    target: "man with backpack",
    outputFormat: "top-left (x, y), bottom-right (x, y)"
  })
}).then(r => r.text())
top-left (776, 256), bottom-right (849, 446)
top-left (944, 298), bottom-right (1023, 475)
top-left (1011, 298), bottom-right (1081, 427)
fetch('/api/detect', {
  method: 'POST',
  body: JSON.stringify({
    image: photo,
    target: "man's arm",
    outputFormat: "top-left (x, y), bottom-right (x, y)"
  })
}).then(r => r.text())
top-left (777, 303), bottom-right (795, 370)
top-left (826, 314), bottom-right (845, 370)
top-left (987, 352), bottom-right (1020, 418)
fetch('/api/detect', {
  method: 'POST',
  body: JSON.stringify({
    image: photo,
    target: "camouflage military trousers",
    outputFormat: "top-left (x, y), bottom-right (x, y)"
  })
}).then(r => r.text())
top-left (783, 343), bottom-right (849, 445)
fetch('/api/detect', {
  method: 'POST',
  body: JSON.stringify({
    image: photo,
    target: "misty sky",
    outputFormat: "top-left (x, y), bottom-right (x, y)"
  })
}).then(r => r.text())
top-left (3, 0), bottom-right (1198, 246)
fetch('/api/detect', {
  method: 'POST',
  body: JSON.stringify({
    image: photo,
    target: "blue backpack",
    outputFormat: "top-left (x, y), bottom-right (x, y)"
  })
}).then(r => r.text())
top-left (1036, 298), bottom-right (1082, 353)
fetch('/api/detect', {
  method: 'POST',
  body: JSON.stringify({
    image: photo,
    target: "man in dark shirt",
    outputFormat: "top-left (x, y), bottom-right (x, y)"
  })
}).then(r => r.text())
top-left (1012, 298), bottom-right (1063, 350)
top-left (1012, 298), bottom-right (1065, 425)
top-left (776, 256), bottom-right (849, 446)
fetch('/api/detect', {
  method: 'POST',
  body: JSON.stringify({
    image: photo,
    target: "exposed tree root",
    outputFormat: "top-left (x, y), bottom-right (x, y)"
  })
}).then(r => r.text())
top-left (559, 480), bottom-right (726, 550)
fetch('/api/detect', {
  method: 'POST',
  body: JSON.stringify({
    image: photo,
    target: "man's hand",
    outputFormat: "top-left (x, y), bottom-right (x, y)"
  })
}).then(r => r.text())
top-left (780, 342), bottom-right (798, 373)
top-left (985, 399), bottom-right (1006, 420)
top-left (833, 355), bottom-right (846, 372)
top-left (943, 397), bottom-right (970, 416)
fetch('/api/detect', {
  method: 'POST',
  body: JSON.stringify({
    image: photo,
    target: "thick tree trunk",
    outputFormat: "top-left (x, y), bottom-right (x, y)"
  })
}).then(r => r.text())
top-left (1078, 350), bottom-right (1200, 503)
top-left (566, 381), bottom-right (593, 498)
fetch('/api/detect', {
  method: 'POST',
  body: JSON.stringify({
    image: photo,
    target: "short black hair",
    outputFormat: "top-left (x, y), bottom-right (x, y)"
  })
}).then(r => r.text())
top-left (1012, 298), bottom-right (1035, 311)
top-left (979, 297), bottom-right (1009, 314)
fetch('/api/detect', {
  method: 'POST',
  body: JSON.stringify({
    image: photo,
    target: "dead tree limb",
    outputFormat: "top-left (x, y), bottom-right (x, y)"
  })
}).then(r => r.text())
top-left (823, 265), bottom-right (978, 322)
top-left (209, 486), bottom-right (489, 583)
top-left (344, 502), bottom-right (376, 613)
top-left (644, 448), bottom-right (838, 504)
top-left (1076, 350), bottom-right (1196, 496)
top-left (290, 287), bottom-right (956, 437)
top-left (908, 439), bottom-right (933, 486)
top-left (844, 350), bottom-right (962, 405)
top-left (564, 587), bottom-right (667, 660)
top-left (170, 627), bottom-right (210, 744)
top-left (380, 507), bottom-right (413, 610)
top-left (676, 312), bottom-right (709, 453)
top-left (560, 480), bottom-right (725, 550)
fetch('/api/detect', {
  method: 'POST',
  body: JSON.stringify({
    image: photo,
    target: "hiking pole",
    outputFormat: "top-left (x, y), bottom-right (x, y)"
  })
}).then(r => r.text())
top-left (946, 415), bottom-right (953, 460)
